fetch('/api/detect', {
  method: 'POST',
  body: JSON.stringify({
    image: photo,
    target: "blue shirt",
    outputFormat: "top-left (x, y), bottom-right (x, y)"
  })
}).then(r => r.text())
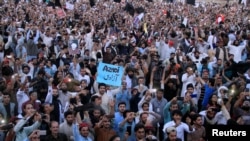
top-left (202, 84), bottom-right (216, 107)
top-left (23, 138), bottom-right (29, 141)
top-left (113, 112), bottom-right (124, 134)
top-left (118, 121), bottom-right (136, 140)
top-left (163, 100), bottom-right (190, 124)
top-left (115, 90), bottom-right (131, 112)
top-left (73, 124), bottom-right (92, 141)
top-left (14, 120), bottom-right (41, 141)
top-left (44, 67), bottom-right (55, 77)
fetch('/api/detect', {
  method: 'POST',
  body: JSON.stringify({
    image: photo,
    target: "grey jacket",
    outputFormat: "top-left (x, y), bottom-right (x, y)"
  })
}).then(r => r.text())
top-left (0, 102), bottom-right (16, 119)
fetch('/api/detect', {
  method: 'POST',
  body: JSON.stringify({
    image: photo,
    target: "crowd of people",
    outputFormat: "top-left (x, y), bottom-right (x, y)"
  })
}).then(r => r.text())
top-left (0, 0), bottom-right (250, 141)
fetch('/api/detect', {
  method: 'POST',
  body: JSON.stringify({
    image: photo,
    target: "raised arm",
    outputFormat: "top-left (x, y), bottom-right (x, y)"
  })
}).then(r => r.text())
top-left (150, 66), bottom-right (157, 88)
top-left (14, 119), bottom-right (29, 132)
top-left (138, 96), bottom-right (146, 111)
top-left (33, 29), bottom-right (40, 44)
top-left (73, 124), bottom-right (80, 141)
top-left (26, 29), bottom-right (31, 41)
top-left (24, 121), bottom-right (41, 136)
top-left (45, 86), bottom-right (53, 104)
top-left (45, 79), bottom-right (53, 103)
top-left (149, 111), bottom-right (161, 120)
top-left (163, 101), bottom-right (171, 124)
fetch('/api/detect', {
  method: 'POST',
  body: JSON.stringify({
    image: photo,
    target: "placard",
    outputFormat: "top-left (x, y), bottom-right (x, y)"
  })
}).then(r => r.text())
top-left (97, 63), bottom-right (124, 86)
top-left (56, 9), bottom-right (66, 19)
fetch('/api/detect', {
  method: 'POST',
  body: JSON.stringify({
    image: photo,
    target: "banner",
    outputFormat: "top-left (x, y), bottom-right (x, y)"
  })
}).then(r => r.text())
top-left (133, 13), bottom-right (144, 29)
top-left (97, 63), bottom-right (124, 86)
top-left (68, 39), bottom-right (80, 55)
top-left (66, 2), bottom-right (74, 10)
top-left (216, 14), bottom-right (225, 24)
top-left (56, 9), bottom-right (66, 19)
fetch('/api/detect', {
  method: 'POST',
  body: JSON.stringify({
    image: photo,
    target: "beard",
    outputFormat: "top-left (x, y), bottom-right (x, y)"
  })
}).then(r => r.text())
top-left (53, 95), bottom-right (59, 99)
top-left (128, 74), bottom-right (134, 79)
top-left (61, 89), bottom-right (67, 93)
top-left (67, 121), bottom-right (73, 126)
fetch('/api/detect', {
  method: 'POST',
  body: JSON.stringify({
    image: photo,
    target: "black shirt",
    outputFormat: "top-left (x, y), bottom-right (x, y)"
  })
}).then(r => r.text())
top-left (4, 103), bottom-right (17, 122)
top-left (45, 133), bottom-right (68, 141)
top-left (4, 104), bottom-right (11, 120)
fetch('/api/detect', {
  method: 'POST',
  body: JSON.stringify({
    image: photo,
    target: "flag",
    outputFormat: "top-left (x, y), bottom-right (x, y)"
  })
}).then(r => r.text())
top-left (66, 2), bottom-right (74, 10)
top-left (162, 10), bottom-right (167, 15)
top-left (56, 9), bottom-right (66, 19)
top-left (133, 13), bottom-right (144, 29)
top-left (216, 14), bottom-right (225, 24)
top-left (182, 17), bottom-right (188, 27)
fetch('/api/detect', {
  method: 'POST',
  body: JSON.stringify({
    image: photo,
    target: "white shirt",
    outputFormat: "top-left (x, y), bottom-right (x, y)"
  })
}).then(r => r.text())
top-left (58, 91), bottom-right (71, 112)
top-left (93, 92), bottom-right (112, 114)
top-left (163, 121), bottom-right (195, 141)
top-left (73, 71), bottom-right (91, 85)
top-left (187, 52), bottom-right (208, 68)
top-left (197, 42), bottom-right (209, 53)
top-left (207, 35), bottom-right (217, 49)
top-left (16, 90), bottom-right (29, 114)
top-left (159, 43), bottom-right (176, 62)
top-left (181, 73), bottom-right (196, 97)
top-left (20, 72), bottom-right (33, 83)
top-left (228, 33), bottom-right (236, 42)
top-left (106, 87), bottom-right (121, 100)
top-left (227, 40), bottom-right (246, 63)
top-left (28, 63), bottom-right (35, 78)
top-left (138, 96), bottom-right (153, 112)
top-left (135, 110), bottom-right (156, 124)
top-left (199, 110), bottom-right (227, 125)
top-left (125, 75), bottom-right (132, 89)
top-left (84, 30), bottom-right (94, 51)
top-left (40, 33), bottom-right (53, 47)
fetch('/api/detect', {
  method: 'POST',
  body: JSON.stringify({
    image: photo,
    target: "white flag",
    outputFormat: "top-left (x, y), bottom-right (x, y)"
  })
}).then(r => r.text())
top-left (182, 17), bottom-right (188, 27)
top-left (133, 13), bottom-right (144, 29)
top-left (66, 2), bottom-right (74, 10)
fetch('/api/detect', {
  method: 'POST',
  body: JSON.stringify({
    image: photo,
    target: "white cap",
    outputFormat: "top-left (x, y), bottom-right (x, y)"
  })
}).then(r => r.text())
top-left (166, 126), bottom-right (177, 133)
top-left (6, 55), bottom-right (12, 58)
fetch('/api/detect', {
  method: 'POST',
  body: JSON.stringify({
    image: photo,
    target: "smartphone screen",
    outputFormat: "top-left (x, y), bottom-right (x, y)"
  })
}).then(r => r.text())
top-left (177, 97), bottom-right (184, 101)
top-left (170, 75), bottom-right (176, 79)
top-left (190, 94), bottom-right (197, 98)
top-left (126, 126), bottom-right (132, 136)
top-left (27, 76), bottom-right (31, 82)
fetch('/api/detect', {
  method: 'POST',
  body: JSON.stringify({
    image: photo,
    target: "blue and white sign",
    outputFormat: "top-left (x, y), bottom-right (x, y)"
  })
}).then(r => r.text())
top-left (97, 63), bottom-right (124, 86)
